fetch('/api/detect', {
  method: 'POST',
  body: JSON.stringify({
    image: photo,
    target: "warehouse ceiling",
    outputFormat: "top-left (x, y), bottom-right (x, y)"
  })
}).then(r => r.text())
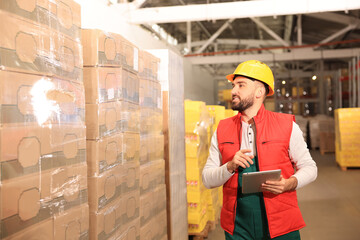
top-left (120, 0), bottom-right (360, 76)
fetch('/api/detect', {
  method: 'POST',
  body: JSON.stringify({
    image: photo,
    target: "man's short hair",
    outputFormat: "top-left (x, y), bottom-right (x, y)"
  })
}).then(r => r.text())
top-left (233, 74), bottom-right (269, 96)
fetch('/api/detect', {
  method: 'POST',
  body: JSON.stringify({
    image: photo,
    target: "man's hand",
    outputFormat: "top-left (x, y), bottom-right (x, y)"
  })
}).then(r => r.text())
top-left (227, 149), bottom-right (254, 173)
top-left (261, 175), bottom-right (298, 194)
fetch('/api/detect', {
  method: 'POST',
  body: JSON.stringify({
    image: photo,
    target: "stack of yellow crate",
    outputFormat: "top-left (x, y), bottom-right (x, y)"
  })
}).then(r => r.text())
top-left (225, 109), bottom-right (239, 118)
top-left (138, 50), bottom-right (167, 240)
top-left (82, 29), bottom-right (140, 239)
top-left (0, 1), bottom-right (89, 238)
top-left (335, 108), bottom-right (360, 170)
top-left (206, 105), bottom-right (226, 224)
top-left (185, 100), bottom-right (211, 234)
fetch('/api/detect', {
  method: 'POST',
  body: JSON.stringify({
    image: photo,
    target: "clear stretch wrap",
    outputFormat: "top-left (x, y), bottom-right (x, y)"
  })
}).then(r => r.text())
top-left (0, 1), bottom-right (88, 239)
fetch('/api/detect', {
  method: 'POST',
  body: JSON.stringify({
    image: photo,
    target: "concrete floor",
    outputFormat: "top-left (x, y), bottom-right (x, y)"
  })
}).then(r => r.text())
top-left (206, 150), bottom-right (360, 240)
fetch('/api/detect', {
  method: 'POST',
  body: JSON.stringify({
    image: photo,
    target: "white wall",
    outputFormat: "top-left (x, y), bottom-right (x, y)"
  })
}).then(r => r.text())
top-left (75, 0), bottom-right (216, 104)
top-left (183, 61), bottom-right (216, 104)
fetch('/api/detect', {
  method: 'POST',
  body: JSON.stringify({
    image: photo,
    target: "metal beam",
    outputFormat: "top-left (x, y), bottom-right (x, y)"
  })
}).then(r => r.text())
top-left (250, 17), bottom-right (289, 47)
top-left (126, 0), bottom-right (360, 24)
top-left (178, 39), bottom-right (280, 48)
top-left (307, 12), bottom-right (360, 27)
top-left (195, 19), bottom-right (235, 54)
top-left (187, 21), bottom-right (191, 53)
top-left (131, 0), bottom-right (148, 8)
top-left (177, 0), bottom-right (211, 38)
top-left (297, 14), bottom-right (302, 45)
top-left (187, 48), bottom-right (360, 65)
top-left (319, 24), bottom-right (357, 44)
top-left (284, 15), bottom-right (293, 43)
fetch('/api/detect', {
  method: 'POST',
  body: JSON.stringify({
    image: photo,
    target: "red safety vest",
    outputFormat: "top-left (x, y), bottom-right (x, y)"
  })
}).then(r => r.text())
top-left (217, 104), bottom-right (306, 238)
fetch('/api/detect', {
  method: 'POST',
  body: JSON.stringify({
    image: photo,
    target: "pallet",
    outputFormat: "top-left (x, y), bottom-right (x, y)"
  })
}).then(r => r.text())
top-left (337, 163), bottom-right (360, 171)
top-left (189, 222), bottom-right (211, 240)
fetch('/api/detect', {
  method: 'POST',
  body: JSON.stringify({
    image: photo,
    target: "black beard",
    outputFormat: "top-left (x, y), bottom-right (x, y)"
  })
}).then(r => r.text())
top-left (231, 95), bottom-right (254, 112)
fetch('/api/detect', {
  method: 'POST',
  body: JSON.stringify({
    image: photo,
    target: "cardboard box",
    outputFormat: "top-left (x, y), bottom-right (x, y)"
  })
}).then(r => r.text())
top-left (86, 101), bottom-right (122, 140)
top-left (51, 0), bottom-right (81, 39)
top-left (140, 217), bottom-right (154, 240)
top-left (154, 210), bottom-right (167, 240)
top-left (49, 162), bottom-right (88, 213)
top-left (82, 29), bottom-right (124, 67)
top-left (53, 203), bottom-right (89, 240)
top-left (139, 163), bottom-right (155, 195)
top-left (140, 107), bottom-right (152, 134)
top-left (122, 69), bottom-right (139, 104)
top-left (0, 123), bottom-right (85, 181)
top-left (2, 218), bottom-right (53, 240)
top-left (119, 190), bottom-right (140, 227)
top-left (86, 133), bottom-right (123, 177)
top-left (117, 218), bottom-right (140, 240)
top-left (154, 134), bottom-right (164, 160)
top-left (87, 164), bottom-right (122, 213)
top-left (152, 159), bottom-right (165, 186)
top-left (1, 171), bottom-right (52, 236)
top-left (0, 0), bottom-right (81, 39)
top-left (140, 134), bottom-right (150, 165)
top-left (123, 132), bottom-right (140, 163)
top-left (140, 192), bottom-right (154, 227)
top-left (121, 161), bottom-right (140, 194)
top-left (139, 50), bottom-right (159, 81)
top-left (0, 71), bottom-right (85, 125)
top-left (89, 197), bottom-right (122, 240)
top-left (51, 29), bottom-right (83, 81)
top-left (0, 10), bottom-right (51, 75)
top-left (153, 184), bottom-right (167, 214)
top-left (121, 101), bottom-right (140, 132)
top-left (84, 67), bottom-right (122, 104)
top-left (122, 38), bottom-right (139, 73)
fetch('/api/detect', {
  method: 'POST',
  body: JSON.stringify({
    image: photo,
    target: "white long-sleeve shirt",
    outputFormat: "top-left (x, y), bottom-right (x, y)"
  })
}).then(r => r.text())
top-left (202, 121), bottom-right (317, 189)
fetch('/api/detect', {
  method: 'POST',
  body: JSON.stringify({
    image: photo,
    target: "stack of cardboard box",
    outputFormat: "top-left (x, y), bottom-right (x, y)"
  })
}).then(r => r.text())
top-left (138, 50), bottom-right (167, 240)
top-left (335, 108), bottom-right (360, 170)
top-left (185, 100), bottom-right (211, 234)
top-left (82, 29), bottom-right (140, 239)
top-left (0, 0), bottom-right (89, 239)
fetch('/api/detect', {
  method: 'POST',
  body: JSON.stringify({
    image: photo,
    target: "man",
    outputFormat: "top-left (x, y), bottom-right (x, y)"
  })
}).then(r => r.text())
top-left (202, 60), bottom-right (317, 240)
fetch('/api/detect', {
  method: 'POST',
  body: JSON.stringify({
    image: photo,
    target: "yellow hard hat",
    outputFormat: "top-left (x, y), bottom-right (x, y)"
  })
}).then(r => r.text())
top-left (226, 60), bottom-right (274, 96)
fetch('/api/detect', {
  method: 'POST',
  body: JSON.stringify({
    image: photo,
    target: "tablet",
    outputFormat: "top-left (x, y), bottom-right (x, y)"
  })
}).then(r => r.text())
top-left (241, 169), bottom-right (281, 194)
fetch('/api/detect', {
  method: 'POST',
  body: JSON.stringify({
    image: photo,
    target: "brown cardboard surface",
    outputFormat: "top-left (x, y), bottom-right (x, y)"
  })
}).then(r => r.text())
top-left (0, 123), bottom-right (51, 180)
top-left (122, 101), bottom-right (140, 132)
top-left (140, 134), bottom-right (150, 165)
top-left (0, 70), bottom-right (85, 125)
top-left (152, 159), bottom-right (165, 186)
top-left (49, 162), bottom-right (88, 213)
top-left (119, 190), bottom-right (140, 227)
top-left (152, 134), bottom-right (164, 161)
top-left (3, 218), bottom-right (53, 240)
top-left (121, 161), bottom-right (140, 194)
top-left (140, 218), bottom-right (155, 240)
top-left (139, 50), bottom-right (159, 81)
top-left (139, 163), bottom-right (155, 195)
top-left (86, 101), bottom-right (122, 140)
top-left (0, 0), bottom-right (80, 39)
top-left (89, 197), bottom-right (122, 240)
top-left (51, 29), bottom-right (82, 81)
top-left (153, 184), bottom-right (167, 214)
top-left (153, 210), bottom-right (167, 240)
top-left (116, 218), bottom-right (140, 240)
top-left (53, 203), bottom-right (89, 240)
top-left (84, 67), bottom-right (122, 104)
top-left (88, 164), bottom-right (122, 212)
top-left (122, 38), bottom-right (139, 73)
top-left (139, 191), bottom-right (154, 227)
top-left (1, 171), bottom-right (52, 237)
top-left (82, 29), bottom-right (125, 67)
top-left (123, 132), bottom-right (140, 163)
top-left (86, 133), bottom-right (123, 177)
top-left (0, 10), bottom-right (52, 75)
top-left (122, 69), bottom-right (139, 104)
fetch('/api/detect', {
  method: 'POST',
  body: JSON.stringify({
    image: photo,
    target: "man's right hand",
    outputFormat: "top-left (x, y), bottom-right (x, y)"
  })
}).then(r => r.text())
top-left (226, 149), bottom-right (254, 173)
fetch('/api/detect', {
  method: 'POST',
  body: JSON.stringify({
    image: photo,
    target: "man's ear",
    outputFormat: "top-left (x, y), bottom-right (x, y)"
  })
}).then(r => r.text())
top-left (255, 86), bottom-right (265, 99)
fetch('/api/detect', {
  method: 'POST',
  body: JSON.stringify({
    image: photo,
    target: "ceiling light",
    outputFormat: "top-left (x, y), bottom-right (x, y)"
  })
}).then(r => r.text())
top-left (282, 80), bottom-right (286, 85)
top-left (312, 75), bottom-right (317, 81)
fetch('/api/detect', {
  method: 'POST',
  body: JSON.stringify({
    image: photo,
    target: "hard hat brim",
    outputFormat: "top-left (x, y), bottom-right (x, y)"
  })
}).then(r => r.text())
top-left (226, 74), bottom-right (235, 82)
